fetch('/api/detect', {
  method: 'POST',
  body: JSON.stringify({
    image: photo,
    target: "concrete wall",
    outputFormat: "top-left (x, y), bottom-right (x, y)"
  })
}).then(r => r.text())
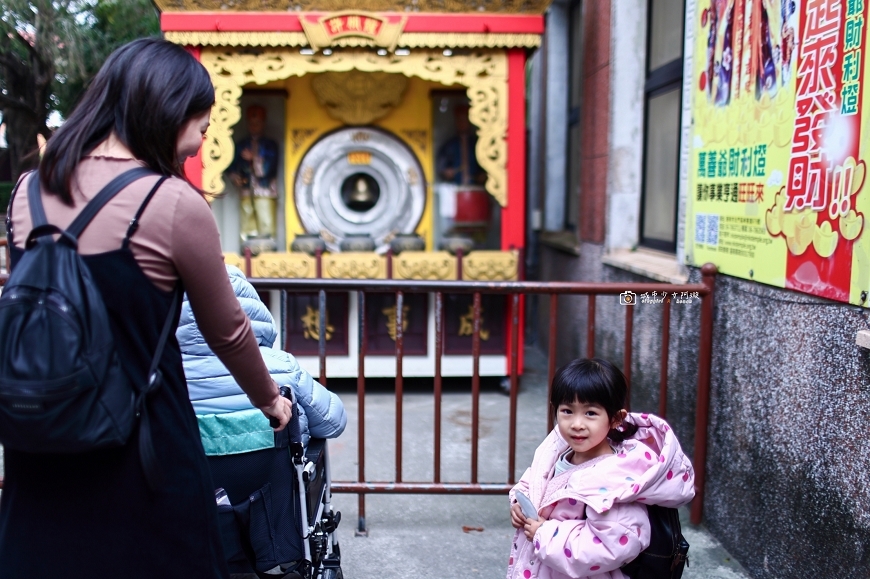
top-left (701, 275), bottom-right (870, 578)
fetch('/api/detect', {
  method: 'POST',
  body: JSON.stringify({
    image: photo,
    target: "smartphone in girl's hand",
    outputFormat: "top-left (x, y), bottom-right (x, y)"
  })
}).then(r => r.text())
top-left (515, 491), bottom-right (538, 520)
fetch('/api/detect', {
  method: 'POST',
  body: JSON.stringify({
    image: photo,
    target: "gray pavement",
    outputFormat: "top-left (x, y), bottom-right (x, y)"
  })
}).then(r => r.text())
top-left (326, 347), bottom-right (753, 579)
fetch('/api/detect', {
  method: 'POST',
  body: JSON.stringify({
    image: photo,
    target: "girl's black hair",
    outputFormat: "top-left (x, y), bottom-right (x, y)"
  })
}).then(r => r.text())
top-left (550, 358), bottom-right (639, 443)
top-left (40, 38), bottom-right (215, 203)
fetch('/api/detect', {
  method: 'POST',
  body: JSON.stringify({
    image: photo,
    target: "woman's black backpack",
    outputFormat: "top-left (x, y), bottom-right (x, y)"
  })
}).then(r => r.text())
top-left (621, 505), bottom-right (690, 579)
top-left (0, 169), bottom-right (173, 488)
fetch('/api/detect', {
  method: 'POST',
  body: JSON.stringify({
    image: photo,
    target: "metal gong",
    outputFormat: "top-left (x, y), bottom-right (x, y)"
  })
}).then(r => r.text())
top-left (294, 127), bottom-right (426, 253)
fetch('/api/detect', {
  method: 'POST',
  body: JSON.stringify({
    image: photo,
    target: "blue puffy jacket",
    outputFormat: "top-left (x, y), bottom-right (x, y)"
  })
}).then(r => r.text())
top-left (177, 266), bottom-right (347, 448)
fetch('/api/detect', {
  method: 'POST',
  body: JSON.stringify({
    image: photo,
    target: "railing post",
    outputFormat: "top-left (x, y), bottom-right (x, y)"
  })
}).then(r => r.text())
top-left (623, 302), bottom-right (634, 409)
top-left (386, 247), bottom-right (393, 279)
top-left (456, 247), bottom-right (464, 280)
top-left (318, 289), bottom-right (327, 388)
top-left (547, 294), bottom-right (558, 432)
top-left (659, 298), bottom-right (672, 419)
top-left (434, 292), bottom-right (443, 484)
top-left (586, 295), bottom-right (596, 358)
top-left (471, 291), bottom-right (481, 484)
top-left (315, 246), bottom-right (322, 279)
top-left (508, 292), bottom-right (520, 484)
top-left (243, 246), bottom-right (252, 278)
top-left (395, 291), bottom-right (404, 484)
top-left (691, 263), bottom-right (717, 525)
top-left (356, 291), bottom-right (368, 536)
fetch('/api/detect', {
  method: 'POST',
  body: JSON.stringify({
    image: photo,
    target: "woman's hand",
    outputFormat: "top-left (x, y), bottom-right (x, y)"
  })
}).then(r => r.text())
top-left (523, 517), bottom-right (543, 541)
top-left (260, 389), bottom-right (293, 431)
top-left (510, 502), bottom-right (527, 529)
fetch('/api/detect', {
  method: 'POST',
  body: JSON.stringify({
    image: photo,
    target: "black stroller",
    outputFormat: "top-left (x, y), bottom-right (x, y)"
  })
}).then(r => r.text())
top-left (203, 387), bottom-right (343, 579)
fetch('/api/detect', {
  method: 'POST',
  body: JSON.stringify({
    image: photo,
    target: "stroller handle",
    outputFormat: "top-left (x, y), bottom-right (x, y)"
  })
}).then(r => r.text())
top-left (269, 385), bottom-right (303, 445)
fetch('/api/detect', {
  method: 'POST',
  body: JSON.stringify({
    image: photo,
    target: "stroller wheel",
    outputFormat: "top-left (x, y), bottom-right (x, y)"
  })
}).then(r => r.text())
top-left (322, 569), bottom-right (343, 579)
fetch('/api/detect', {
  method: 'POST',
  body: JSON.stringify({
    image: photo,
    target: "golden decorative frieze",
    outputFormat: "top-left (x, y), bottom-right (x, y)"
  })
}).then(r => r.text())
top-left (250, 252), bottom-right (315, 278)
top-left (197, 48), bottom-right (508, 205)
top-left (323, 252), bottom-right (386, 279)
top-left (228, 250), bottom-right (520, 280)
top-left (311, 71), bottom-right (409, 125)
top-left (461, 250), bottom-right (518, 281)
top-left (155, 0), bottom-right (551, 14)
top-left (400, 32), bottom-right (540, 48)
top-left (164, 31), bottom-right (541, 49)
top-left (165, 31), bottom-right (308, 47)
top-left (393, 251), bottom-right (457, 280)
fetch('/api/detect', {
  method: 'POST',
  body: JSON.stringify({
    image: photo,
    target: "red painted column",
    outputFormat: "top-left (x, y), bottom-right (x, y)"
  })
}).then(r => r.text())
top-left (503, 48), bottom-right (526, 251)
top-left (183, 150), bottom-right (204, 190)
top-left (183, 45), bottom-right (204, 190)
top-left (504, 48), bottom-right (526, 376)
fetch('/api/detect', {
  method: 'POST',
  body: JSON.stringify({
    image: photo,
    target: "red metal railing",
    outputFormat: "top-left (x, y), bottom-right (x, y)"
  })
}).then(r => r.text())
top-left (251, 264), bottom-right (717, 531)
top-left (0, 253), bottom-right (716, 528)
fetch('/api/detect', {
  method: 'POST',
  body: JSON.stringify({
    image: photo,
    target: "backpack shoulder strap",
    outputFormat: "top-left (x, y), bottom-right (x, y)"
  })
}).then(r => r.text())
top-left (137, 284), bottom-right (182, 491)
top-left (26, 171), bottom-right (49, 228)
top-left (65, 167), bottom-right (157, 239)
top-left (122, 175), bottom-right (169, 250)
top-left (149, 285), bottom-right (181, 385)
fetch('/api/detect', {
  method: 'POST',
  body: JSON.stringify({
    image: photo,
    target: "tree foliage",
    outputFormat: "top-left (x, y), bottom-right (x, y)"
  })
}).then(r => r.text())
top-left (0, 1), bottom-right (160, 180)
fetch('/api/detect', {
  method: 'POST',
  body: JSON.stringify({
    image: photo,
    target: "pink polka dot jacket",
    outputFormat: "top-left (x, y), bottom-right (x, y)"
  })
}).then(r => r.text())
top-left (506, 413), bottom-right (695, 579)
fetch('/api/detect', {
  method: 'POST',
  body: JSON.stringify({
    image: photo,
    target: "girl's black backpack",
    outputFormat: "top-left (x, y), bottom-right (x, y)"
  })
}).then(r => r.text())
top-left (622, 505), bottom-right (690, 579)
top-left (0, 169), bottom-right (173, 488)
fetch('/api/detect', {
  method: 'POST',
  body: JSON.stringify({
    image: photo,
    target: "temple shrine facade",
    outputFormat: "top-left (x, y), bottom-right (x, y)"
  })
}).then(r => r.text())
top-left (156, 0), bottom-right (548, 378)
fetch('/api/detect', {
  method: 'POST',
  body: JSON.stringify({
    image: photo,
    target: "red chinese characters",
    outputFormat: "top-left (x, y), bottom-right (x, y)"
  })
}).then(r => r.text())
top-left (322, 14), bottom-right (383, 38)
top-left (786, 0), bottom-right (843, 212)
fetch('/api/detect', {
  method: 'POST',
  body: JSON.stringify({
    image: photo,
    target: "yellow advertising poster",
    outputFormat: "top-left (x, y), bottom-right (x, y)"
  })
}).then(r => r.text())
top-left (687, 0), bottom-right (870, 304)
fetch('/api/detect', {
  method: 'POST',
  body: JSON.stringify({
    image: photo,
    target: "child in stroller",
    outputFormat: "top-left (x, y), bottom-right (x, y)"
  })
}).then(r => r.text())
top-left (177, 265), bottom-right (347, 578)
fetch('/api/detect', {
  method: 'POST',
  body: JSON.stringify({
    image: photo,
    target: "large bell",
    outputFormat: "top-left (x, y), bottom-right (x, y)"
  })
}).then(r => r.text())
top-left (348, 177), bottom-right (377, 210)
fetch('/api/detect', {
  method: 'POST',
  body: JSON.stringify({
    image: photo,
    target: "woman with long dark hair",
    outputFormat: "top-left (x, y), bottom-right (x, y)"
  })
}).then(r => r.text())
top-left (0, 38), bottom-right (292, 577)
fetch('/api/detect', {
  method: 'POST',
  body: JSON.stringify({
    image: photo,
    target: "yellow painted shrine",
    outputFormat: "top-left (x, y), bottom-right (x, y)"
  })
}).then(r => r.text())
top-left (158, 0), bottom-right (546, 374)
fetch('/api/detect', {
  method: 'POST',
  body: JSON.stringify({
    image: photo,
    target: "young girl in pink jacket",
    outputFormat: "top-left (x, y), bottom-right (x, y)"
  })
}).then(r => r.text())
top-left (507, 358), bottom-right (695, 579)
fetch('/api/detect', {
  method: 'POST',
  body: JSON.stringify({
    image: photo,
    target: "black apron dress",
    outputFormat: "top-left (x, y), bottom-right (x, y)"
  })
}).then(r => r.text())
top-left (0, 189), bottom-right (230, 578)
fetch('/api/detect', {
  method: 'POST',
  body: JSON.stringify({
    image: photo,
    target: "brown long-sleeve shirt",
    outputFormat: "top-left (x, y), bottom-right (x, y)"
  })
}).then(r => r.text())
top-left (9, 156), bottom-right (278, 409)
